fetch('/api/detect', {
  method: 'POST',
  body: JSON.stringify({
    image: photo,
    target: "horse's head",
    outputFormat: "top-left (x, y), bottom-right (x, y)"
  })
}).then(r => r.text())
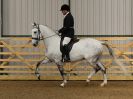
top-left (31, 23), bottom-right (41, 47)
top-left (32, 22), bottom-right (60, 47)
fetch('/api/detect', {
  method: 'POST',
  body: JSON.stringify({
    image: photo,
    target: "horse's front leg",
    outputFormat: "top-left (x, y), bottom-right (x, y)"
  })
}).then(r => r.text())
top-left (35, 59), bottom-right (50, 80)
top-left (57, 64), bottom-right (67, 87)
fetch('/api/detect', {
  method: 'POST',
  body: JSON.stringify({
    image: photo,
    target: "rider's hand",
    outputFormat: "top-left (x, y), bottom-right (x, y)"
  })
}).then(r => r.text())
top-left (58, 32), bottom-right (61, 36)
top-left (55, 30), bottom-right (61, 36)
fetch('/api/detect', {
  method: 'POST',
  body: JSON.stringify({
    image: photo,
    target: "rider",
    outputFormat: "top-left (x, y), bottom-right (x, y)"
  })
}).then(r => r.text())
top-left (59, 4), bottom-right (75, 62)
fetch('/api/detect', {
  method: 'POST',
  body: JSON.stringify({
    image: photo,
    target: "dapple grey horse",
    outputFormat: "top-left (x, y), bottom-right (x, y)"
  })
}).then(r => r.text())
top-left (31, 23), bottom-right (126, 87)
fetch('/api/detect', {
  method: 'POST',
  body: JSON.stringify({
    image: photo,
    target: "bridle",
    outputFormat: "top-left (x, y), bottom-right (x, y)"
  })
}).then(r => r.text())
top-left (32, 24), bottom-right (59, 41)
top-left (32, 25), bottom-right (42, 41)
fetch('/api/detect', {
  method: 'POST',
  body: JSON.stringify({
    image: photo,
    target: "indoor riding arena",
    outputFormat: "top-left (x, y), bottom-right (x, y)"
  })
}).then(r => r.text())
top-left (1, 0), bottom-right (133, 99)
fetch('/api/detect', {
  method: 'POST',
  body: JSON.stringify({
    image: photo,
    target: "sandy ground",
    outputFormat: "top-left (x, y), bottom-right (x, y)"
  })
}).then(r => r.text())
top-left (0, 81), bottom-right (133, 99)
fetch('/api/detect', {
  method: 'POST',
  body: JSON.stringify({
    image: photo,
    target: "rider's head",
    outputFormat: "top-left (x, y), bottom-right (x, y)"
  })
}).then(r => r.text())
top-left (60, 4), bottom-right (70, 15)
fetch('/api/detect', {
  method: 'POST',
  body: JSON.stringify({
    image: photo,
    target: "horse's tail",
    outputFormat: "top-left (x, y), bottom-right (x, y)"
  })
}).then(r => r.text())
top-left (101, 42), bottom-right (127, 74)
top-left (101, 42), bottom-right (114, 58)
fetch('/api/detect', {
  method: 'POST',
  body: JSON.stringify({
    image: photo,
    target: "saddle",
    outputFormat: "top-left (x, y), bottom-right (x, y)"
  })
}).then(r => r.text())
top-left (60, 37), bottom-right (80, 62)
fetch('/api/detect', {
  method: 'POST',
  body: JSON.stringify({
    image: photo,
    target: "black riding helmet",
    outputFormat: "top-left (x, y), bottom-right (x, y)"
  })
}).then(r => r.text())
top-left (60, 4), bottom-right (70, 11)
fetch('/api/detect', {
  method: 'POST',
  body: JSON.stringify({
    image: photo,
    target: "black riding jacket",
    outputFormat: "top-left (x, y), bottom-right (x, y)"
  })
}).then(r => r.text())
top-left (59, 12), bottom-right (74, 38)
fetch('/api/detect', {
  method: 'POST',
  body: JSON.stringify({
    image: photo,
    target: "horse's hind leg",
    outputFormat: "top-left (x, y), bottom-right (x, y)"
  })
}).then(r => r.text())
top-left (97, 61), bottom-right (107, 87)
top-left (86, 64), bottom-right (101, 83)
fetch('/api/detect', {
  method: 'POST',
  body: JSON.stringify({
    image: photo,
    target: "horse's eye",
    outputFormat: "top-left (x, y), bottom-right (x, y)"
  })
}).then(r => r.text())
top-left (34, 31), bottom-right (37, 33)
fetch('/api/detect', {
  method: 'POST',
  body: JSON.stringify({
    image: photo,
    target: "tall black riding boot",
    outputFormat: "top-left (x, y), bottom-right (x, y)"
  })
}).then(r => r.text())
top-left (65, 53), bottom-right (70, 62)
top-left (63, 44), bottom-right (70, 62)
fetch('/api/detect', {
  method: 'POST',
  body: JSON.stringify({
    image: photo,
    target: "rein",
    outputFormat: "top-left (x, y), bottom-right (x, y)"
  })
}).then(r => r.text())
top-left (32, 26), bottom-right (60, 41)
top-left (42, 34), bottom-right (58, 40)
top-left (32, 34), bottom-right (57, 41)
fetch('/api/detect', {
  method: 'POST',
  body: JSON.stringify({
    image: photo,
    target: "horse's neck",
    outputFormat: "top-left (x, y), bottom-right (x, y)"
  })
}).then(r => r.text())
top-left (40, 25), bottom-right (60, 48)
top-left (44, 36), bottom-right (60, 48)
top-left (40, 25), bottom-right (55, 37)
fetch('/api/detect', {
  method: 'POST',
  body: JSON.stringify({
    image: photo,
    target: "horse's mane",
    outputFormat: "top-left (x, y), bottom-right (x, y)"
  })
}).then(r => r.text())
top-left (40, 25), bottom-right (57, 35)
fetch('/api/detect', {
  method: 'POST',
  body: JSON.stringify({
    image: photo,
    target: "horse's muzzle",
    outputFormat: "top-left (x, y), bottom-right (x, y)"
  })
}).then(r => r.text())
top-left (33, 43), bottom-right (37, 47)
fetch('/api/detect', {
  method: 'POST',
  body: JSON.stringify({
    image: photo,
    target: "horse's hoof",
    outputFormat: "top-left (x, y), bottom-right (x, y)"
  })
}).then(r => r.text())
top-left (38, 76), bottom-right (40, 80)
top-left (60, 83), bottom-right (65, 87)
top-left (86, 79), bottom-right (90, 83)
top-left (60, 81), bottom-right (67, 87)
top-left (100, 83), bottom-right (105, 87)
top-left (100, 82), bottom-right (107, 87)
top-left (35, 73), bottom-right (41, 80)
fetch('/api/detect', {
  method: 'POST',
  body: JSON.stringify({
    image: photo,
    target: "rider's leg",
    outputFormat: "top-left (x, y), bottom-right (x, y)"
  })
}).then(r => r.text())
top-left (62, 37), bottom-right (71, 61)
top-left (62, 37), bottom-right (71, 45)
top-left (60, 37), bottom-right (65, 62)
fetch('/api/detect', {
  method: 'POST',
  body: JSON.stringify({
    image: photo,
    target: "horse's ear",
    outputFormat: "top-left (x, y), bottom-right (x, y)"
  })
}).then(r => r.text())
top-left (32, 22), bottom-right (37, 28)
top-left (34, 22), bottom-right (37, 26)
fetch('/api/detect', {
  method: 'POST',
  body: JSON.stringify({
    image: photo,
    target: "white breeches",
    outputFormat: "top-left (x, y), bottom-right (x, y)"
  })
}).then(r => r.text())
top-left (63, 37), bottom-right (71, 46)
